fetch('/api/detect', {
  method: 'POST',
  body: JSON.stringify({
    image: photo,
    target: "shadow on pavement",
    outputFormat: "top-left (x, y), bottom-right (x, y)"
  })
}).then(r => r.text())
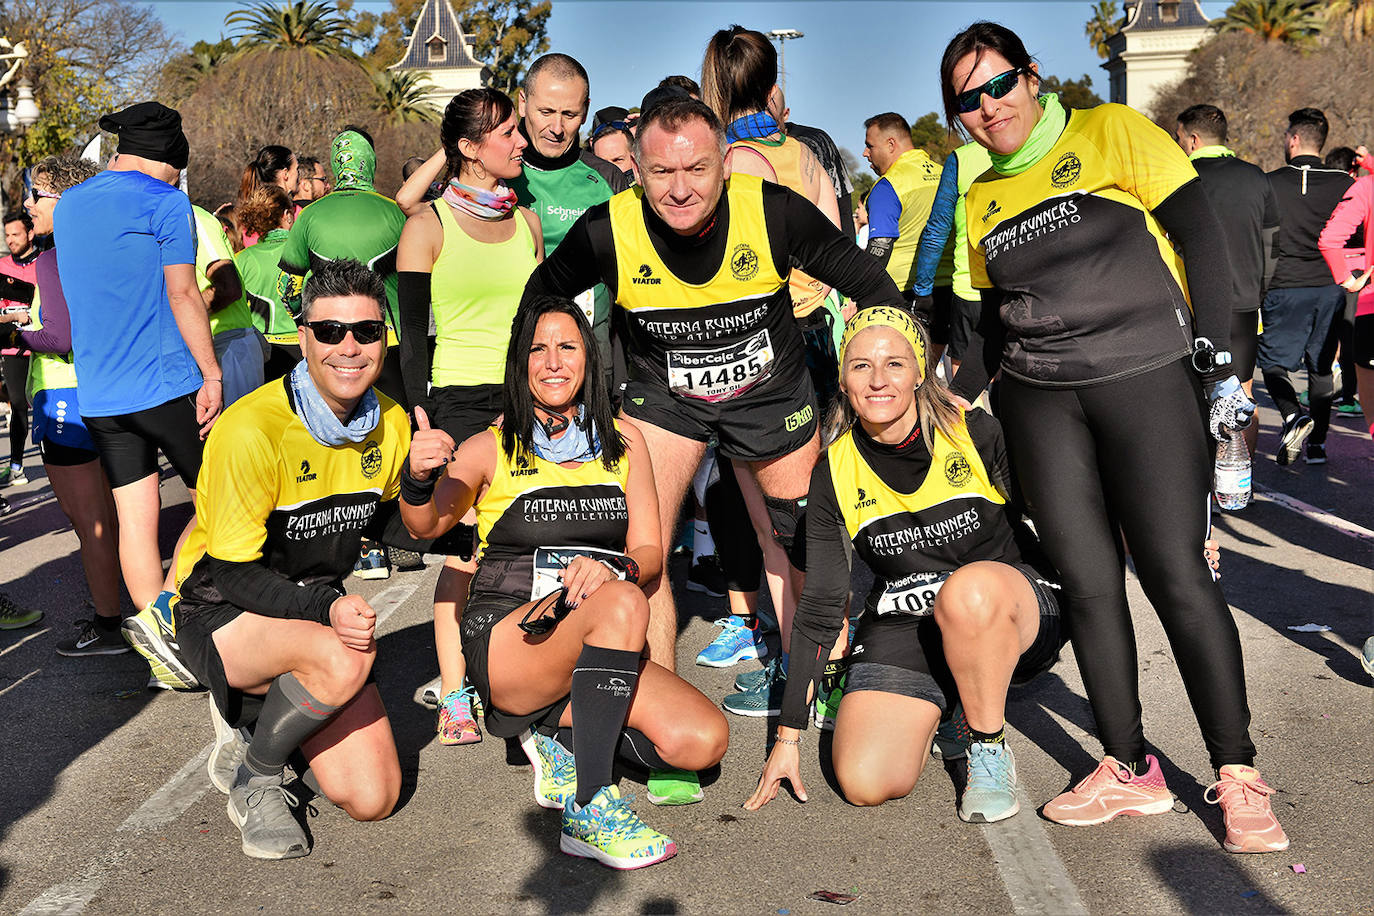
top-left (515, 806), bottom-right (634, 914)
top-left (372, 620), bottom-right (440, 811)
top-left (1006, 671), bottom-right (1102, 785)
top-left (1149, 842), bottom-right (1291, 913)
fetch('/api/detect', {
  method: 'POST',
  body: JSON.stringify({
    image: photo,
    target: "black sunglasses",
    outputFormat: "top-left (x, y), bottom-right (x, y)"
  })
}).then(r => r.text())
top-left (955, 67), bottom-right (1028, 114)
top-left (301, 319), bottom-right (387, 345)
top-left (519, 589), bottom-right (573, 636)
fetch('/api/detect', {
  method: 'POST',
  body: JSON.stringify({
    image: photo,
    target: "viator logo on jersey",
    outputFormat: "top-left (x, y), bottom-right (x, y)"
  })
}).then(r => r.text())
top-left (854, 487), bottom-right (877, 510)
top-left (296, 459), bottom-right (317, 483)
top-left (982, 200), bottom-right (1001, 223)
top-left (512, 452), bottom-right (540, 478)
top-left (632, 264), bottom-right (661, 286)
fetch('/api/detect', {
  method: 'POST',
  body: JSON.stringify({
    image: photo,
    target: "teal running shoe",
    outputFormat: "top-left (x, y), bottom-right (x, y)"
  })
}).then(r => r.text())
top-left (696, 615), bottom-right (768, 668)
top-left (722, 658), bottom-right (786, 717)
top-left (520, 729), bottom-right (576, 809)
top-left (931, 702), bottom-right (971, 760)
top-left (734, 664), bottom-right (769, 692)
top-left (646, 768), bottom-right (703, 806)
top-left (959, 741), bottom-right (1020, 823)
top-left (561, 785), bottom-right (676, 869)
top-left (1362, 636), bottom-right (1374, 679)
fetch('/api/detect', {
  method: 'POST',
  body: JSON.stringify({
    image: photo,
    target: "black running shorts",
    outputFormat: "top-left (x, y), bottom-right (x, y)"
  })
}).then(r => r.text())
top-left (429, 383), bottom-right (503, 446)
top-left (83, 394), bottom-right (205, 490)
top-left (460, 590), bottom-right (570, 739)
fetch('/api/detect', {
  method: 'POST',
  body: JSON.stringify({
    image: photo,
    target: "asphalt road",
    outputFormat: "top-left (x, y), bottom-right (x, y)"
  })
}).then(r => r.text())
top-left (0, 395), bottom-right (1369, 916)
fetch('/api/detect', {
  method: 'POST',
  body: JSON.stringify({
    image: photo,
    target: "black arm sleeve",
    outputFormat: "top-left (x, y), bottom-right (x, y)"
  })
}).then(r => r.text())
top-left (205, 556), bottom-right (339, 626)
top-left (397, 270), bottom-right (433, 414)
top-left (521, 209), bottom-right (612, 308)
top-left (1152, 178), bottom-right (1236, 356)
top-left (778, 458), bottom-right (853, 730)
top-left (363, 499), bottom-right (473, 556)
top-left (865, 235), bottom-right (895, 268)
top-left (764, 185), bottom-right (905, 310)
top-left (949, 288), bottom-right (1007, 402)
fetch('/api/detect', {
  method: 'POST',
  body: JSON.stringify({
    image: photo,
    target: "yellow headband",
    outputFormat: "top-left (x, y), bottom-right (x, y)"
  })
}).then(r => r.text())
top-left (838, 306), bottom-right (926, 380)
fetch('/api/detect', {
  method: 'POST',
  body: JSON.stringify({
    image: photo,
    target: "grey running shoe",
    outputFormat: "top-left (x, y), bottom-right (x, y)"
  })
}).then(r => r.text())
top-left (1361, 636), bottom-right (1374, 679)
top-left (208, 692), bottom-right (250, 794)
top-left (1276, 414), bottom-right (1314, 467)
top-left (227, 766), bottom-right (309, 859)
top-left (55, 618), bottom-right (129, 655)
top-left (0, 592), bottom-right (42, 630)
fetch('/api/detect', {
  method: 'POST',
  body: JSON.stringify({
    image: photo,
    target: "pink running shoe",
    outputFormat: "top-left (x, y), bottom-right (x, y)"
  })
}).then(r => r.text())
top-left (1205, 765), bottom-right (1290, 853)
top-left (1042, 754), bottom-right (1174, 826)
top-left (437, 687), bottom-right (482, 746)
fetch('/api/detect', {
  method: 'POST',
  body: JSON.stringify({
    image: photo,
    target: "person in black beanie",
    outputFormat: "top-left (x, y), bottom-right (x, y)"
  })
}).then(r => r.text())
top-left (51, 100), bottom-right (224, 678)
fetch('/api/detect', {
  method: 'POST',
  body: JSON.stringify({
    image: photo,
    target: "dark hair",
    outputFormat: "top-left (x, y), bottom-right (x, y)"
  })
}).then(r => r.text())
top-left (301, 258), bottom-right (387, 323)
top-left (401, 156), bottom-right (427, 180)
top-left (339, 124), bottom-right (374, 148)
top-left (1286, 107), bottom-right (1329, 151)
top-left (501, 295), bottom-right (625, 471)
top-left (297, 155), bottom-right (320, 174)
top-left (701, 25), bottom-right (777, 124)
top-left (1325, 146), bottom-right (1357, 174)
top-left (237, 186), bottom-right (294, 237)
top-left (632, 97), bottom-right (727, 162)
top-left (523, 53), bottom-right (589, 96)
top-left (238, 144), bottom-right (295, 201)
top-left (864, 112), bottom-right (911, 135)
top-left (440, 88), bottom-right (516, 180)
top-left (1176, 104), bottom-right (1228, 144)
top-left (591, 126), bottom-right (633, 156)
top-left (4, 210), bottom-right (32, 230)
top-left (939, 21), bottom-right (1037, 132)
top-left (659, 74), bottom-right (701, 97)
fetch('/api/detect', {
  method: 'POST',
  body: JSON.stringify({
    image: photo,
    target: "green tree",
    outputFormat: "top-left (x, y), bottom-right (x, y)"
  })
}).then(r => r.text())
top-left (225, 0), bottom-right (360, 58)
top-left (369, 67), bottom-right (439, 125)
top-left (908, 112), bottom-right (960, 164)
top-left (1040, 74), bottom-right (1105, 109)
top-left (158, 38), bottom-right (238, 107)
top-left (1084, 1), bottom-right (1123, 59)
top-left (1215, 0), bottom-right (1324, 45)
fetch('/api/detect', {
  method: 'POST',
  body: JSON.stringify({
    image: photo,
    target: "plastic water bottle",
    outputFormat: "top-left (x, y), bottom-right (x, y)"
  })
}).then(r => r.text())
top-left (1214, 426), bottom-right (1251, 510)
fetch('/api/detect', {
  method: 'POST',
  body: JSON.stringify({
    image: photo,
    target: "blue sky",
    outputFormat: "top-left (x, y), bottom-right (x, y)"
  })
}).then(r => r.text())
top-left (146, 0), bottom-right (1229, 167)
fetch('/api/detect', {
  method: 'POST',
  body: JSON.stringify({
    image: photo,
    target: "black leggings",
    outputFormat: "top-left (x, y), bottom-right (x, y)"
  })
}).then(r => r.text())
top-left (2, 354), bottom-right (28, 465)
top-left (999, 359), bottom-right (1254, 770)
top-left (705, 455), bottom-right (763, 593)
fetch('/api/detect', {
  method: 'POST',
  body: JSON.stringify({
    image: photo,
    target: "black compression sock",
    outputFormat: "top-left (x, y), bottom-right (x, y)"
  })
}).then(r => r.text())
top-left (569, 644), bottom-right (641, 806)
top-left (1122, 758), bottom-right (1149, 777)
top-left (556, 726), bottom-right (671, 772)
top-left (969, 723), bottom-right (1005, 745)
top-left (243, 673), bottom-right (340, 778)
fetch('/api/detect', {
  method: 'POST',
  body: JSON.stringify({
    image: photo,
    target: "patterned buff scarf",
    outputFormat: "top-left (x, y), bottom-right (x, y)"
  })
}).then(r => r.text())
top-left (443, 178), bottom-right (518, 221)
top-left (288, 359), bottom-right (379, 447)
top-left (332, 130), bottom-right (376, 192)
top-left (726, 111), bottom-right (781, 143)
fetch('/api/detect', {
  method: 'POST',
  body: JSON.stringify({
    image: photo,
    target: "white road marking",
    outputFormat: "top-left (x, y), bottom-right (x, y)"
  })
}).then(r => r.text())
top-left (0, 626), bottom-right (52, 659)
top-left (0, 668), bottom-right (38, 698)
top-left (1254, 483), bottom-right (1374, 541)
top-left (19, 575), bottom-right (425, 914)
top-left (980, 790), bottom-right (1088, 915)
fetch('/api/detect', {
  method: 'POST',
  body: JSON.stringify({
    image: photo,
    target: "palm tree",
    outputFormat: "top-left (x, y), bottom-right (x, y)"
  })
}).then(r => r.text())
top-left (369, 67), bottom-right (438, 125)
top-left (1084, 1), bottom-right (1123, 59)
top-left (225, 1), bottom-right (358, 58)
top-left (1324, 0), bottom-right (1374, 41)
top-left (1214, 0), bottom-right (1324, 45)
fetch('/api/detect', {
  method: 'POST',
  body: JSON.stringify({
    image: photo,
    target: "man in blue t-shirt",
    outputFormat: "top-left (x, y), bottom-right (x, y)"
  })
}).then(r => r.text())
top-left (54, 101), bottom-right (222, 677)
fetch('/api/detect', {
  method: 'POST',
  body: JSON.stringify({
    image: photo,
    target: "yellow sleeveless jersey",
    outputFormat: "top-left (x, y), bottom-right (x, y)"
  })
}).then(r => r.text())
top-left (827, 413), bottom-right (1017, 618)
top-left (609, 174), bottom-right (804, 402)
top-left (875, 148), bottom-right (942, 291)
top-left (25, 281), bottom-right (78, 400)
top-left (470, 426), bottom-right (631, 601)
top-left (964, 104), bottom-right (1196, 387)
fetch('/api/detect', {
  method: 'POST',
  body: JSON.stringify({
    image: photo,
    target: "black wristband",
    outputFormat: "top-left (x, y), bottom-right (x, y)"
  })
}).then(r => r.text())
top-left (600, 553), bottom-right (640, 584)
top-left (400, 459), bottom-right (437, 506)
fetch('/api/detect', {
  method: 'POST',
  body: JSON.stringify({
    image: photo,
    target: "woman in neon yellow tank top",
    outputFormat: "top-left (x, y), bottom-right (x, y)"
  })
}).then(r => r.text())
top-left (396, 88), bottom-right (544, 747)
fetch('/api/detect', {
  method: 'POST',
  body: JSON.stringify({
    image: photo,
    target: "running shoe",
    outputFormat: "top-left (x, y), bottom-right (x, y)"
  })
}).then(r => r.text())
top-left (959, 741), bottom-right (1020, 823)
top-left (390, 547), bottom-right (425, 571)
top-left (686, 555), bottom-right (726, 598)
top-left (122, 594), bottom-right (199, 689)
top-left (931, 703), bottom-right (971, 760)
top-left (1205, 764), bottom-right (1289, 853)
top-left (696, 615), bottom-right (768, 668)
top-left (208, 692), bottom-right (250, 794)
top-left (519, 729), bottom-right (577, 809)
top-left (560, 785), bottom-right (677, 870)
top-left (1304, 443), bottom-right (1327, 465)
top-left (734, 664), bottom-right (770, 692)
top-left (722, 658), bottom-right (785, 717)
top-left (0, 494), bottom-right (10, 516)
top-left (813, 675), bottom-right (844, 731)
top-left (7, 463), bottom-right (25, 486)
top-left (437, 686), bottom-right (482, 746)
top-left (227, 766), bottom-right (309, 859)
top-left (646, 768), bottom-right (704, 806)
top-left (0, 592), bottom-right (42, 630)
top-left (0, 465), bottom-right (9, 487)
top-left (353, 544), bottom-right (390, 580)
top-left (1333, 396), bottom-right (1364, 417)
top-left (1362, 636), bottom-right (1374, 679)
top-left (415, 675), bottom-right (442, 709)
top-left (55, 618), bottom-right (128, 655)
top-left (1276, 414), bottom-right (1314, 467)
top-left (1041, 754), bottom-right (1174, 826)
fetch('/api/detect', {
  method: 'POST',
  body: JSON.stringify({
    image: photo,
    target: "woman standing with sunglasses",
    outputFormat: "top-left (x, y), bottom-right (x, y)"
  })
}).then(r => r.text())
top-left (395, 89), bottom-right (545, 746)
top-left (940, 21), bottom-right (1285, 854)
top-left (402, 296), bottom-right (727, 869)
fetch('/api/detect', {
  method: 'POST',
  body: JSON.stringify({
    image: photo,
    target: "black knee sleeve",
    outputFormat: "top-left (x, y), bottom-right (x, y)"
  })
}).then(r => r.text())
top-left (763, 493), bottom-right (808, 570)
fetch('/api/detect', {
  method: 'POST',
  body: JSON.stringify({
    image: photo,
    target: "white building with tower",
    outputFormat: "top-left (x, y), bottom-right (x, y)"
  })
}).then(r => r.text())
top-left (389, 0), bottom-right (486, 112)
top-left (1102, 0), bottom-right (1213, 116)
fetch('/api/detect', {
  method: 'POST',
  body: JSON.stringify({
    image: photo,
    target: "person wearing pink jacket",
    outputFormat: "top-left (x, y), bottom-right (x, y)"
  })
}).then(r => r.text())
top-left (1318, 169), bottom-right (1374, 438)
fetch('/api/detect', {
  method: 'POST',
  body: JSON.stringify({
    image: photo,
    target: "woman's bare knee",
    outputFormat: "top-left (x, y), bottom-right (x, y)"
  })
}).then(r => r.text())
top-left (837, 769), bottom-right (915, 807)
top-left (583, 581), bottom-right (649, 643)
top-left (934, 568), bottom-right (1004, 633)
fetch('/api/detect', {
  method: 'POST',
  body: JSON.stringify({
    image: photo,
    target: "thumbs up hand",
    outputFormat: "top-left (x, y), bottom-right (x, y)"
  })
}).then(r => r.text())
top-left (408, 406), bottom-right (457, 481)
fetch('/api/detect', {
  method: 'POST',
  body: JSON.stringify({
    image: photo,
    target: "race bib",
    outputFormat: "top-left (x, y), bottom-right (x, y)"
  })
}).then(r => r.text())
top-left (573, 289), bottom-right (597, 327)
top-left (666, 329), bottom-right (774, 402)
top-left (877, 570), bottom-right (951, 618)
top-left (531, 546), bottom-right (625, 601)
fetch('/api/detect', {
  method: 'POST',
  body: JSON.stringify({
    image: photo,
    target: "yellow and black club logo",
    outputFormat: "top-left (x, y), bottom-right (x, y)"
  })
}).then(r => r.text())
top-left (1050, 152), bottom-right (1081, 188)
top-left (360, 440), bottom-right (383, 479)
top-left (731, 243), bottom-right (759, 281)
top-left (944, 451), bottom-right (972, 487)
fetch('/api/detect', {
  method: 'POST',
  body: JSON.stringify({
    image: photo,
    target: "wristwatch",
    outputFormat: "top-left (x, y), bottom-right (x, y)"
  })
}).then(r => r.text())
top-left (599, 553), bottom-right (641, 584)
top-left (1190, 337), bottom-right (1234, 376)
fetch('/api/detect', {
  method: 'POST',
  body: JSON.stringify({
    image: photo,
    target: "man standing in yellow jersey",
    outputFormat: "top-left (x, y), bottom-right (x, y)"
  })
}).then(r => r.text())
top-left (861, 113), bottom-right (943, 304)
